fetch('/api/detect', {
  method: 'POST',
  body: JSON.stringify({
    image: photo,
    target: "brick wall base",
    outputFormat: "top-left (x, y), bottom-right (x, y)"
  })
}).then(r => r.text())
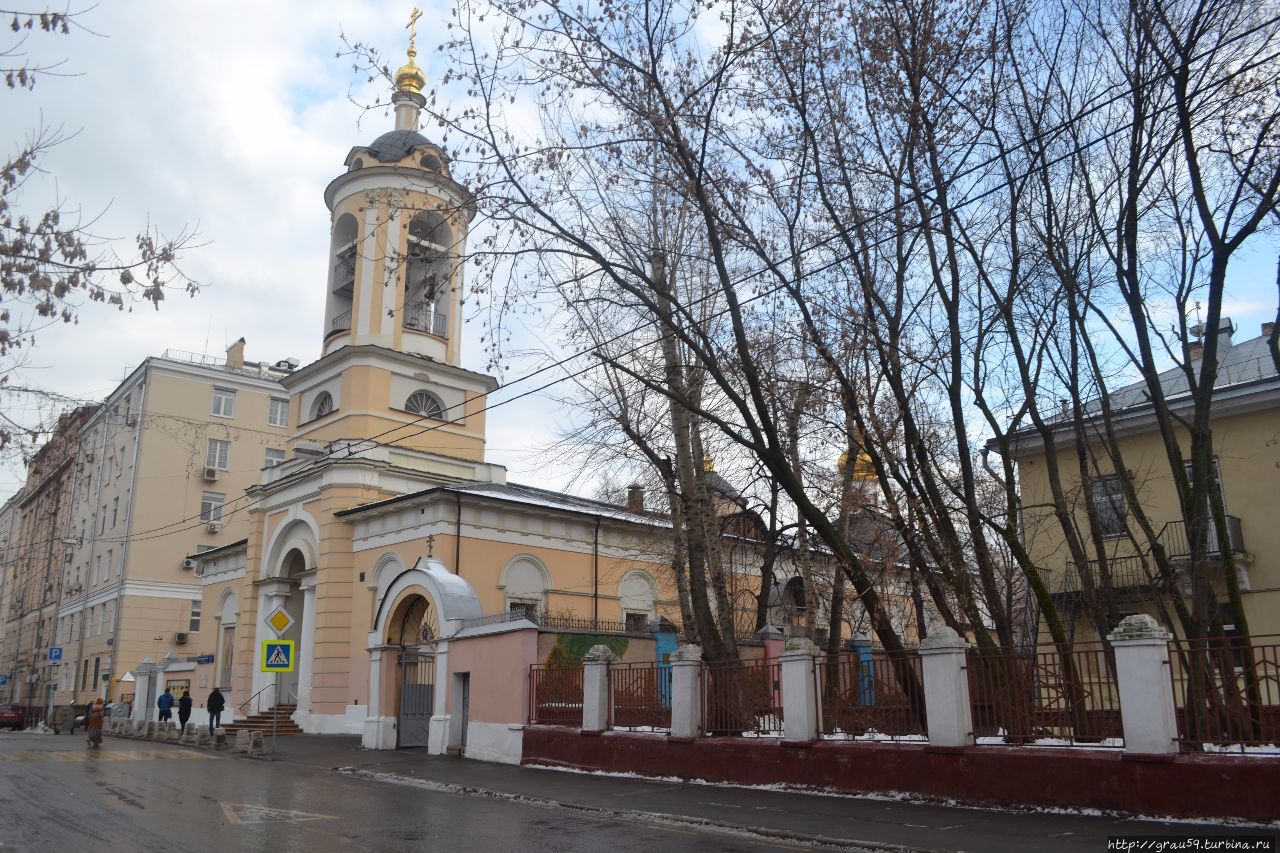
top-left (522, 727), bottom-right (1280, 823)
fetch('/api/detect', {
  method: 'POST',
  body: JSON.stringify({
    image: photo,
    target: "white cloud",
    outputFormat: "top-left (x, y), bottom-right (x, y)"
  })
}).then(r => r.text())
top-left (0, 2), bottom-right (566, 497)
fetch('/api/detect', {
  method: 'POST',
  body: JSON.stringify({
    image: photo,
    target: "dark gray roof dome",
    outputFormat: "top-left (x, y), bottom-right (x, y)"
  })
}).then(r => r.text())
top-left (367, 129), bottom-right (433, 163)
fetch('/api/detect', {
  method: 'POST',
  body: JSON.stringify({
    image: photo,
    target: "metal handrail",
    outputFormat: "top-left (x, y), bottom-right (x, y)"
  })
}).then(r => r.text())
top-left (287, 687), bottom-right (309, 713)
top-left (236, 683), bottom-right (276, 716)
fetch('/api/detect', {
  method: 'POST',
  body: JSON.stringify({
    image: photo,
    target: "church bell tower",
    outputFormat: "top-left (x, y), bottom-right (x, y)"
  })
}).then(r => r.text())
top-left (282, 14), bottom-right (495, 465)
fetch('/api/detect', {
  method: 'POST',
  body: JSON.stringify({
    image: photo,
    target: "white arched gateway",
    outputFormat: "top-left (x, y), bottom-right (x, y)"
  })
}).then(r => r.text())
top-left (363, 556), bottom-right (481, 751)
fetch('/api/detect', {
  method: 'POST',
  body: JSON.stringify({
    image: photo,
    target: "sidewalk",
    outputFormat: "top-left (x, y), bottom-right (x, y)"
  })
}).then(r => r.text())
top-left (250, 735), bottom-right (1273, 852)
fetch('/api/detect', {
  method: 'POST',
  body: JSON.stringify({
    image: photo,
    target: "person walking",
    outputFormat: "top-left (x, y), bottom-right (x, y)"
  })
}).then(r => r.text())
top-left (207, 687), bottom-right (225, 733)
top-left (85, 697), bottom-right (105, 748)
top-left (177, 690), bottom-right (193, 735)
top-left (157, 688), bottom-right (174, 723)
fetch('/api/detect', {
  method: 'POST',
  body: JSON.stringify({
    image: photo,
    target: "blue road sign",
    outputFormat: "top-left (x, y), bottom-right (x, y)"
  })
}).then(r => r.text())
top-left (48, 647), bottom-right (63, 661)
top-left (260, 640), bottom-right (295, 673)
top-left (0, 674), bottom-right (8, 686)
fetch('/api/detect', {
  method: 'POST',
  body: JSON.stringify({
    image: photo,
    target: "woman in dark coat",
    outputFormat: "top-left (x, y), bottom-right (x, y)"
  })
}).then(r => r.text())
top-left (177, 690), bottom-right (193, 735)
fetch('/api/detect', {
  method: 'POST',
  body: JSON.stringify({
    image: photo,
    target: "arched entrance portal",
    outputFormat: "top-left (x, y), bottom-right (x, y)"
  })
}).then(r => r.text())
top-left (273, 549), bottom-right (307, 704)
top-left (388, 592), bottom-right (440, 748)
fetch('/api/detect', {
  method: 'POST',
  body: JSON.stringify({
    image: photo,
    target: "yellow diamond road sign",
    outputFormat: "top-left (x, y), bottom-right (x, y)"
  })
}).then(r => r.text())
top-left (264, 606), bottom-right (294, 636)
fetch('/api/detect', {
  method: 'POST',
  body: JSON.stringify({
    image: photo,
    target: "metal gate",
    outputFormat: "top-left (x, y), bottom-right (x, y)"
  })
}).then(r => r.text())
top-left (399, 650), bottom-right (435, 748)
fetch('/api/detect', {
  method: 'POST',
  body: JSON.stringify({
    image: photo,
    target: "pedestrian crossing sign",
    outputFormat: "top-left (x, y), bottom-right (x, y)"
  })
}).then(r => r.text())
top-left (260, 640), bottom-right (296, 673)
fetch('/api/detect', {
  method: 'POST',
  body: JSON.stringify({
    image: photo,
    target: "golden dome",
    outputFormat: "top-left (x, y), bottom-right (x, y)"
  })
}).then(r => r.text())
top-left (838, 449), bottom-right (878, 481)
top-left (395, 46), bottom-right (426, 94)
top-left (395, 8), bottom-right (426, 94)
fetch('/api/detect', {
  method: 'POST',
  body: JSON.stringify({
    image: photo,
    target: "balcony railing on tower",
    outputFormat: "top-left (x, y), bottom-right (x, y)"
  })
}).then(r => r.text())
top-left (404, 308), bottom-right (448, 338)
top-left (330, 309), bottom-right (352, 334)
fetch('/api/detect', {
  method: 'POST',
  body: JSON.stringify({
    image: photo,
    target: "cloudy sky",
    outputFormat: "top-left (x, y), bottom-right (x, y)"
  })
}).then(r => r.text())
top-left (3, 3), bottom-right (1278, 502)
top-left (1, 1), bottom-right (582, 499)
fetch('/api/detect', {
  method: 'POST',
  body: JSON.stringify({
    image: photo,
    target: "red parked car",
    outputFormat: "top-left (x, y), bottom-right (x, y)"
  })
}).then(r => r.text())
top-left (0, 704), bottom-right (24, 730)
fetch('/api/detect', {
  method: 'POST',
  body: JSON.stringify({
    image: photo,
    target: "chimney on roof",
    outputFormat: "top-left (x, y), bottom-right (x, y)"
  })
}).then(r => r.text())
top-left (626, 483), bottom-right (645, 513)
top-left (1264, 321), bottom-right (1276, 339)
top-left (226, 337), bottom-right (246, 370)
top-left (1187, 340), bottom-right (1204, 362)
top-left (1189, 317), bottom-right (1234, 359)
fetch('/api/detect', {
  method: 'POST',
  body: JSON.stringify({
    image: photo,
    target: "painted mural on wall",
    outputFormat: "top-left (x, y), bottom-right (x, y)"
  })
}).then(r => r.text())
top-left (544, 634), bottom-right (629, 666)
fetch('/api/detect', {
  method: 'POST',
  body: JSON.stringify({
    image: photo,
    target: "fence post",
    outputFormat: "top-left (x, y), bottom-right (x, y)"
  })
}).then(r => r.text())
top-left (780, 637), bottom-right (820, 743)
top-left (581, 645), bottom-right (617, 734)
top-left (1107, 614), bottom-right (1178, 756)
top-left (918, 626), bottom-right (973, 748)
top-left (669, 643), bottom-right (703, 740)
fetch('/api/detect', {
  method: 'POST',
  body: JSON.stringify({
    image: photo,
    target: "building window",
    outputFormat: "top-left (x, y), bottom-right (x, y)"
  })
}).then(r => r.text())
top-left (200, 492), bottom-right (226, 523)
top-left (81, 658), bottom-right (89, 691)
top-left (96, 606), bottom-right (104, 635)
top-left (111, 497), bottom-right (118, 527)
top-left (508, 600), bottom-right (539, 619)
top-left (189, 602), bottom-right (201, 633)
top-left (94, 555), bottom-right (101, 586)
top-left (404, 390), bottom-right (445, 419)
top-left (99, 505), bottom-right (107, 535)
top-left (311, 392), bottom-right (334, 420)
top-left (206, 438), bottom-right (230, 471)
top-left (92, 657), bottom-right (101, 691)
top-left (264, 448), bottom-right (286, 468)
top-left (625, 612), bottom-right (649, 633)
top-left (118, 446), bottom-right (125, 477)
top-left (211, 387), bottom-right (236, 418)
top-left (105, 550), bottom-right (112, 582)
top-left (268, 397), bottom-right (289, 427)
top-left (1088, 475), bottom-right (1127, 537)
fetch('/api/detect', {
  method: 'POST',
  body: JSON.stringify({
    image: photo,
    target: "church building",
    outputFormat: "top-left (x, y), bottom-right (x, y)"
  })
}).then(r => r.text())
top-left (187, 35), bottom-right (691, 754)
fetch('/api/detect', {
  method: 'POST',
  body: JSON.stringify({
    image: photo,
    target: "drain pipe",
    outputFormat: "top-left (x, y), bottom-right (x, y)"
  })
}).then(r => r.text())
top-left (454, 491), bottom-right (462, 575)
top-left (592, 516), bottom-right (600, 629)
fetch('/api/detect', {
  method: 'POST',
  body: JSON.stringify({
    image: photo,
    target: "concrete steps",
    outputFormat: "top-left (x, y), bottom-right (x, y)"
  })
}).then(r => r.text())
top-left (223, 704), bottom-right (302, 736)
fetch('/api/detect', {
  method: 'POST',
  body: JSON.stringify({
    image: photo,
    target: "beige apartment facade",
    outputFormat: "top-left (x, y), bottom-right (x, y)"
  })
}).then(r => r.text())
top-left (43, 345), bottom-right (296, 709)
top-left (1005, 322), bottom-right (1279, 644)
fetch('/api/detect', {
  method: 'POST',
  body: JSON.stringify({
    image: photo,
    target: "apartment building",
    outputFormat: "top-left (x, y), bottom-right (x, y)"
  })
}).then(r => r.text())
top-left (40, 342), bottom-right (294, 707)
top-left (0, 407), bottom-right (93, 712)
top-left (1004, 319), bottom-right (1279, 643)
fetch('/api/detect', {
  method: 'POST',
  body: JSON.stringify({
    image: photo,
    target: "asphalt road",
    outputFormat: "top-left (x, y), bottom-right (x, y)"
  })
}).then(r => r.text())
top-left (0, 734), bottom-right (835, 853)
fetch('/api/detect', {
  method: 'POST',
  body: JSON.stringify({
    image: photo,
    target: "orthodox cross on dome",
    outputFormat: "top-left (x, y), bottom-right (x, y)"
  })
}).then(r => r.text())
top-left (395, 6), bottom-right (427, 94)
top-left (407, 6), bottom-right (422, 45)
top-left (426, 533), bottom-right (435, 559)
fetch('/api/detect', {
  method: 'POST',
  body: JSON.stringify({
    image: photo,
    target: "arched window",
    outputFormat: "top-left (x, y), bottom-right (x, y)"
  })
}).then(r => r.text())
top-left (618, 570), bottom-right (658, 633)
top-left (404, 390), bottom-right (445, 419)
top-left (217, 590), bottom-right (238, 688)
top-left (311, 392), bottom-right (334, 420)
top-left (502, 556), bottom-right (550, 617)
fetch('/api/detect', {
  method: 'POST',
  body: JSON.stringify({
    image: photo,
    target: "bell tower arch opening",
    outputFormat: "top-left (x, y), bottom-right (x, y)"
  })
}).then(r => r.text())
top-left (404, 211), bottom-right (453, 340)
top-left (326, 213), bottom-right (359, 343)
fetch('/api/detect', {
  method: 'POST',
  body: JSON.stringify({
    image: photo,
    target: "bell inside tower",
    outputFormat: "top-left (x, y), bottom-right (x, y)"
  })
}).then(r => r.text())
top-left (404, 211), bottom-right (452, 339)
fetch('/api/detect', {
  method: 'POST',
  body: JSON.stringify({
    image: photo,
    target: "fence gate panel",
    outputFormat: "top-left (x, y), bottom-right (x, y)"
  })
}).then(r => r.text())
top-left (399, 650), bottom-right (435, 748)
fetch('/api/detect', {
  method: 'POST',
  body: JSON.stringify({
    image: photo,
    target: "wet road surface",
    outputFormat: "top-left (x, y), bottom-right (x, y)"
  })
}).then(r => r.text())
top-left (0, 734), bottom-right (829, 852)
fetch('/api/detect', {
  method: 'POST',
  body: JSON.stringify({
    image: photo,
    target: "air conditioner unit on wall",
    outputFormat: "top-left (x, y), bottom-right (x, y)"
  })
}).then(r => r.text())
top-left (207, 522), bottom-right (221, 534)
top-left (174, 632), bottom-right (188, 645)
top-left (202, 467), bottom-right (220, 482)
top-left (181, 558), bottom-right (199, 571)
